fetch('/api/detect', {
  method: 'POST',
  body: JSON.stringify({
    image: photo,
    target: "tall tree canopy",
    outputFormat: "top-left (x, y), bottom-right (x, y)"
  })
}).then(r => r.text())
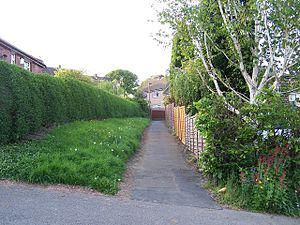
top-left (105, 69), bottom-right (139, 96)
top-left (97, 80), bottom-right (126, 96)
top-left (157, 0), bottom-right (300, 105)
top-left (54, 68), bottom-right (92, 83)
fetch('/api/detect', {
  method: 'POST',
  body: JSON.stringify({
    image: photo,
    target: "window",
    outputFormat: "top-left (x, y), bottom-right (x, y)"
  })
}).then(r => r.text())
top-left (23, 61), bottom-right (30, 71)
top-left (11, 54), bottom-right (16, 64)
top-left (152, 91), bottom-right (159, 98)
top-left (152, 104), bottom-right (162, 109)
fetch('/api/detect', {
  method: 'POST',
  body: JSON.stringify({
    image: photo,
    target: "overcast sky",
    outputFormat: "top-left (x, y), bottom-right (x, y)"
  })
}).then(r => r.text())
top-left (0, 0), bottom-right (171, 81)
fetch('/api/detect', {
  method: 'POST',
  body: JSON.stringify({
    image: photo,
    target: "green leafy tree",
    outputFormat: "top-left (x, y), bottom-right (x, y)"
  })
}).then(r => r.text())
top-left (105, 69), bottom-right (138, 96)
top-left (168, 13), bottom-right (247, 108)
top-left (157, 0), bottom-right (300, 105)
top-left (54, 68), bottom-right (92, 84)
top-left (168, 25), bottom-right (207, 108)
top-left (97, 80), bottom-right (126, 96)
top-left (132, 90), bottom-right (150, 117)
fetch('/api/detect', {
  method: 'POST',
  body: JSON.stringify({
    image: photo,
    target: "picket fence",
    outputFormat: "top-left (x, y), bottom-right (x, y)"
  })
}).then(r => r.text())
top-left (165, 103), bottom-right (205, 158)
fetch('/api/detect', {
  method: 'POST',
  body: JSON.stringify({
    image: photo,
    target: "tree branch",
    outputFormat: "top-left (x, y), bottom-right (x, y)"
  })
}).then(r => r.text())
top-left (217, 0), bottom-right (255, 101)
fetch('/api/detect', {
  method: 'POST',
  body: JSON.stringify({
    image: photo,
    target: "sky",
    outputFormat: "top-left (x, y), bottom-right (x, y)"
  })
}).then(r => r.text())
top-left (0, 0), bottom-right (171, 81)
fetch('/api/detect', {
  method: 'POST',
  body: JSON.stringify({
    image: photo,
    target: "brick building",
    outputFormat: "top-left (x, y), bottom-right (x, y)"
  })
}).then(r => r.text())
top-left (0, 37), bottom-right (46, 73)
top-left (142, 75), bottom-right (170, 109)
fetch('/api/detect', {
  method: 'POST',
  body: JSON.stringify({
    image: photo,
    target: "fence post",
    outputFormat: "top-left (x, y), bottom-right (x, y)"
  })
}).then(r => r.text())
top-left (165, 104), bottom-right (205, 159)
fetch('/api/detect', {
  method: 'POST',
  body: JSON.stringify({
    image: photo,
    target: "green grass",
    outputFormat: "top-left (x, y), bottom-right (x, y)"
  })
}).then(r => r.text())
top-left (0, 118), bottom-right (149, 194)
top-left (203, 180), bottom-right (249, 210)
top-left (203, 180), bottom-right (300, 216)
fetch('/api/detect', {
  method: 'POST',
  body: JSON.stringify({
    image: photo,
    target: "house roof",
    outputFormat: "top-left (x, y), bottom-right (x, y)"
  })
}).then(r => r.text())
top-left (0, 37), bottom-right (46, 68)
top-left (142, 75), bottom-right (169, 93)
top-left (143, 82), bottom-right (168, 93)
top-left (44, 67), bottom-right (56, 76)
top-left (91, 74), bottom-right (111, 82)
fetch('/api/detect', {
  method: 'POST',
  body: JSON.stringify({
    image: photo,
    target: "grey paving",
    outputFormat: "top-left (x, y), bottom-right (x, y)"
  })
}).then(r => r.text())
top-left (131, 121), bottom-right (220, 209)
top-left (0, 184), bottom-right (299, 225)
top-left (0, 120), bottom-right (299, 224)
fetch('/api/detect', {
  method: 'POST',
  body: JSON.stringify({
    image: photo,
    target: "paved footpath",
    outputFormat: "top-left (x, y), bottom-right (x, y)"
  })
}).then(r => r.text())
top-left (0, 121), bottom-right (299, 225)
top-left (131, 121), bottom-right (219, 209)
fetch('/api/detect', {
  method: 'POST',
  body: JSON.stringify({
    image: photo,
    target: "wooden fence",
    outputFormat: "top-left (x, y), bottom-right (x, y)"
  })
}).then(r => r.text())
top-left (165, 104), bottom-right (205, 158)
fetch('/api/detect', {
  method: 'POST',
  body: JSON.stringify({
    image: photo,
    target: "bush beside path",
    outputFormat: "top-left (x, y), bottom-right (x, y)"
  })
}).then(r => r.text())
top-left (0, 61), bottom-right (143, 145)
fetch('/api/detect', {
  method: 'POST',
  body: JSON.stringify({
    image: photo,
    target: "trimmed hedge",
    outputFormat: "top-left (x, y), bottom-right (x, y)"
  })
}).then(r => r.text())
top-left (0, 61), bottom-right (142, 144)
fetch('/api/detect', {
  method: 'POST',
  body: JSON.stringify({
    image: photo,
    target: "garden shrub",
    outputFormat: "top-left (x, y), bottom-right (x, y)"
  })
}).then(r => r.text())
top-left (132, 91), bottom-right (150, 117)
top-left (195, 92), bottom-right (300, 215)
top-left (0, 61), bottom-right (143, 144)
top-left (239, 144), bottom-right (298, 215)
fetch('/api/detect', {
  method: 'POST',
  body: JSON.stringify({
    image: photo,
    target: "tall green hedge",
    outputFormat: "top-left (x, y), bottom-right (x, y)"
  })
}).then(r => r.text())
top-left (0, 61), bottom-right (142, 144)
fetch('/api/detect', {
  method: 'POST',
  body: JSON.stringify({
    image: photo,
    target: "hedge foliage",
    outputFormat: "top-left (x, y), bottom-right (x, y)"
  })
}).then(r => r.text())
top-left (195, 93), bottom-right (300, 215)
top-left (0, 61), bottom-right (142, 144)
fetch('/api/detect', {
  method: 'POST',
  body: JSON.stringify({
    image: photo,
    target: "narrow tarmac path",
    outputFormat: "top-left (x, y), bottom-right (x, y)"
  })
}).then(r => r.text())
top-left (130, 121), bottom-right (219, 209)
top-left (0, 121), bottom-right (299, 225)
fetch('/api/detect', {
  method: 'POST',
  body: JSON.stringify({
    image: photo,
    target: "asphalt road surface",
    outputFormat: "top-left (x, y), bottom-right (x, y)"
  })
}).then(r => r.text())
top-left (0, 121), bottom-right (299, 225)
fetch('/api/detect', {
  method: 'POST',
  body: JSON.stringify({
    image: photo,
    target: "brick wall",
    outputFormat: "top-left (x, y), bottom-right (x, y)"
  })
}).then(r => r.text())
top-left (0, 46), bottom-right (11, 63)
top-left (0, 43), bottom-right (46, 73)
top-left (145, 90), bottom-right (165, 109)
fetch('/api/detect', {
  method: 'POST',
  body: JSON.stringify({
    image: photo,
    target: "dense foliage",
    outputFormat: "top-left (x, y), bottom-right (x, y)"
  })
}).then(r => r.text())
top-left (54, 68), bottom-right (93, 84)
top-left (105, 69), bottom-right (138, 96)
top-left (132, 91), bottom-right (150, 117)
top-left (0, 61), bottom-right (143, 144)
top-left (169, 62), bottom-right (206, 109)
top-left (196, 93), bottom-right (300, 215)
top-left (168, 20), bottom-right (246, 108)
top-left (158, 0), bottom-right (299, 104)
top-left (157, 0), bottom-right (300, 215)
top-left (0, 118), bottom-right (149, 194)
top-left (97, 80), bottom-right (126, 96)
top-left (169, 27), bottom-right (207, 108)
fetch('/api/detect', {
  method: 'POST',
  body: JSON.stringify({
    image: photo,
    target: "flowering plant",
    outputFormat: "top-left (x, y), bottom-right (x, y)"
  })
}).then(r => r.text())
top-left (239, 144), bottom-right (299, 215)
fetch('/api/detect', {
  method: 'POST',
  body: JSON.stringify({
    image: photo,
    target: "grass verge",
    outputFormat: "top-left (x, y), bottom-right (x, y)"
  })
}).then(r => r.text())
top-left (0, 118), bottom-right (149, 194)
top-left (203, 180), bottom-right (300, 216)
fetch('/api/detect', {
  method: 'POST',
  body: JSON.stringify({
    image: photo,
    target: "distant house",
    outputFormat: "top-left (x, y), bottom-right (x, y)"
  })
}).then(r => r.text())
top-left (0, 37), bottom-right (47, 73)
top-left (142, 75), bottom-right (170, 109)
top-left (91, 74), bottom-right (111, 83)
top-left (44, 67), bottom-right (57, 76)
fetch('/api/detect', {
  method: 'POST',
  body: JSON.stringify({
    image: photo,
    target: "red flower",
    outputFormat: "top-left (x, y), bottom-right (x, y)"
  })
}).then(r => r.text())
top-left (282, 144), bottom-right (289, 153)
top-left (274, 145), bottom-right (280, 155)
top-left (259, 155), bottom-right (266, 164)
top-left (275, 159), bottom-right (281, 175)
top-left (267, 155), bottom-right (274, 166)
top-left (280, 170), bottom-right (287, 189)
top-left (285, 151), bottom-right (289, 159)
